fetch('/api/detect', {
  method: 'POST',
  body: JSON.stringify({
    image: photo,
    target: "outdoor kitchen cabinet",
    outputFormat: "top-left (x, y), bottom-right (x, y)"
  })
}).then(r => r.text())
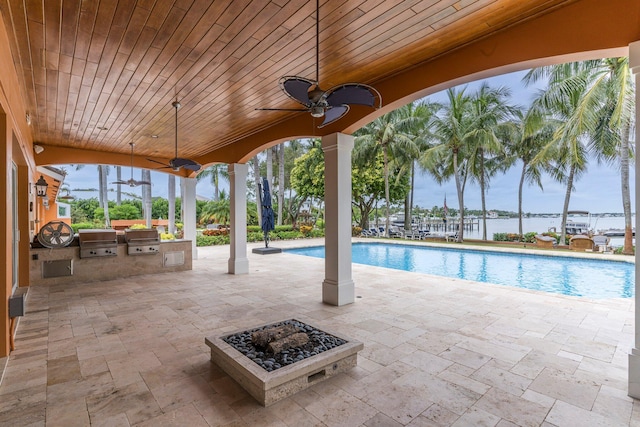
top-left (29, 239), bottom-right (192, 286)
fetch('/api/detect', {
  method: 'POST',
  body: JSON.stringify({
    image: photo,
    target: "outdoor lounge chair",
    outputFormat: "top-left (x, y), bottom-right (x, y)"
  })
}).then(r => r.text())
top-left (569, 234), bottom-right (595, 251)
top-left (403, 230), bottom-right (421, 240)
top-left (535, 234), bottom-right (556, 249)
top-left (445, 232), bottom-right (459, 242)
top-left (593, 235), bottom-right (611, 252)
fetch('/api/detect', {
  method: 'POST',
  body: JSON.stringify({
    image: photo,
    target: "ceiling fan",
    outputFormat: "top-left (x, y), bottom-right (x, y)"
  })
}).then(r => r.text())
top-left (147, 101), bottom-right (201, 172)
top-left (112, 142), bottom-right (151, 187)
top-left (256, 0), bottom-right (382, 127)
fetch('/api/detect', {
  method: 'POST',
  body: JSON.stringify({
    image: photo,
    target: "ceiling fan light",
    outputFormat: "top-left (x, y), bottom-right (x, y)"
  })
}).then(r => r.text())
top-left (310, 106), bottom-right (325, 117)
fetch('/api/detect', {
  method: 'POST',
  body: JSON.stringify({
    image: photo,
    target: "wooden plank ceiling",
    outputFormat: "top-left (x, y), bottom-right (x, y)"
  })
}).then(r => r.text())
top-left (0, 0), bottom-right (574, 165)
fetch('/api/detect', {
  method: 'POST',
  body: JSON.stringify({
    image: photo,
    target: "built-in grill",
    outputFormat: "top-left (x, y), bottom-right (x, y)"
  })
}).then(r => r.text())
top-left (125, 229), bottom-right (160, 255)
top-left (78, 229), bottom-right (118, 259)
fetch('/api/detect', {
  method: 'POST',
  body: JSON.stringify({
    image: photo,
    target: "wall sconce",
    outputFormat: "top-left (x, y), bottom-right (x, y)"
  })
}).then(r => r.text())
top-left (33, 144), bottom-right (44, 154)
top-left (35, 175), bottom-right (48, 198)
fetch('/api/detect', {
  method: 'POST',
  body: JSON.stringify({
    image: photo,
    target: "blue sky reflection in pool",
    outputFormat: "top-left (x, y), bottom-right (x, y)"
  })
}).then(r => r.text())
top-left (286, 243), bottom-right (634, 299)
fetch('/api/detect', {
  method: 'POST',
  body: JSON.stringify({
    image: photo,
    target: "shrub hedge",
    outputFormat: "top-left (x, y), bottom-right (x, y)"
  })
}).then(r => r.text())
top-left (196, 226), bottom-right (325, 246)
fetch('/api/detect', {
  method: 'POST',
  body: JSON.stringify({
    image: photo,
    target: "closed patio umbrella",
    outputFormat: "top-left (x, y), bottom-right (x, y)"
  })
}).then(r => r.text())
top-left (260, 177), bottom-right (275, 247)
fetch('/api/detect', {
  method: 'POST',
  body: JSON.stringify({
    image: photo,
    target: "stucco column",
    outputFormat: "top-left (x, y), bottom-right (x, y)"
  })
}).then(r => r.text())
top-left (629, 39), bottom-right (640, 399)
top-left (180, 177), bottom-right (198, 260)
top-left (228, 163), bottom-right (249, 274)
top-left (322, 133), bottom-right (354, 306)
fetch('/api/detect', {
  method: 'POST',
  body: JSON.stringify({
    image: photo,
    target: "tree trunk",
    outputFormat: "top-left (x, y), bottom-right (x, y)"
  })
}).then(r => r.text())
top-left (518, 162), bottom-right (527, 238)
top-left (278, 142), bottom-right (285, 226)
top-left (116, 166), bottom-right (122, 205)
top-left (100, 166), bottom-right (110, 228)
top-left (168, 175), bottom-right (176, 235)
top-left (560, 164), bottom-right (575, 246)
top-left (267, 147), bottom-right (273, 192)
top-left (479, 149), bottom-right (487, 241)
top-left (142, 170), bottom-right (152, 228)
top-left (213, 169), bottom-right (219, 201)
top-left (453, 149), bottom-right (464, 242)
top-left (620, 121), bottom-right (633, 254)
top-left (405, 161), bottom-right (414, 231)
top-left (383, 146), bottom-right (390, 238)
top-left (98, 165), bottom-right (104, 208)
top-left (253, 157), bottom-right (261, 225)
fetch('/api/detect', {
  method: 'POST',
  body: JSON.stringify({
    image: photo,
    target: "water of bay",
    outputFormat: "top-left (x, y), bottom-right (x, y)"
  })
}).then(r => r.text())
top-left (461, 215), bottom-right (634, 247)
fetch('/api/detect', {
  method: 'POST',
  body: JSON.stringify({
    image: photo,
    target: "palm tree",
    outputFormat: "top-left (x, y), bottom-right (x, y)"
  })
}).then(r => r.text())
top-left (421, 88), bottom-right (474, 242)
top-left (98, 165), bottom-right (111, 227)
top-left (197, 164), bottom-right (228, 201)
top-left (200, 194), bottom-right (230, 226)
top-left (354, 107), bottom-right (424, 237)
top-left (524, 63), bottom-right (596, 245)
top-left (502, 107), bottom-right (559, 237)
top-left (582, 58), bottom-right (635, 254)
top-left (115, 166), bottom-right (122, 205)
top-left (277, 143), bottom-right (285, 226)
top-left (168, 175), bottom-right (176, 235)
top-left (251, 156), bottom-right (261, 224)
top-left (393, 102), bottom-right (439, 230)
top-left (141, 169), bottom-right (152, 227)
top-left (466, 83), bottom-right (515, 240)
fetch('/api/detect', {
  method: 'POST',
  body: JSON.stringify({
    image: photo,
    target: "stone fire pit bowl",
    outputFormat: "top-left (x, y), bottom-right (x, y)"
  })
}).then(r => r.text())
top-left (205, 319), bottom-right (363, 406)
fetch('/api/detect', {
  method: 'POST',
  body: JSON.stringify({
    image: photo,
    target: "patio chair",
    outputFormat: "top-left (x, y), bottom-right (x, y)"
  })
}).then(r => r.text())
top-left (445, 231), bottom-right (459, 242)
top-left (534, 234), bottom-right (556, 249)
top-left (593, 235), bottom-right (611, 252)
top-left (569, 234), bottom-right (595, 251)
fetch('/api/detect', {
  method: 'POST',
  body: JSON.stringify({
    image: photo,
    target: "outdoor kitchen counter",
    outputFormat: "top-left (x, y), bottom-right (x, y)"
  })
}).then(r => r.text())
top-left (29, 240), bottom-right (192, 286)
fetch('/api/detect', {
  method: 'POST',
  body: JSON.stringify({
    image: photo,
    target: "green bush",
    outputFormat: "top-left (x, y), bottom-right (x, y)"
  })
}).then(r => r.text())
top-left (272, 230), bottom-right (300, 240)
top-left (274, 225), bottom-right (294, 232)
top-left (523, 232), bottom-right (538, 243)
top-left (308, 229), bottom-right (324, 238)
top-left (196, 234), bottom-right (230, 246)
top-left (71, 222), bottom-right (96, 233)
top-left (129, 224), bottom-right (147, 229)
top-left (493, 233), bottom-right (508, 242)
top-left (247, 225), bottom-right (262, 233)
top-left (248, 231), bottom-right (266, 242)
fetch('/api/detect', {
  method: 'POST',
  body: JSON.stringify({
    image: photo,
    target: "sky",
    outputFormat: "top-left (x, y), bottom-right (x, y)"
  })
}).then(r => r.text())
top-left (59, 70), bottom-right (635, 214)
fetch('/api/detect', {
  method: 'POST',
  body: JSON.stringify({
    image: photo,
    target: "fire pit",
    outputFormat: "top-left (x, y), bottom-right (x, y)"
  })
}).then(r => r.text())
top-left (205, 319), bottom-right (363, 406)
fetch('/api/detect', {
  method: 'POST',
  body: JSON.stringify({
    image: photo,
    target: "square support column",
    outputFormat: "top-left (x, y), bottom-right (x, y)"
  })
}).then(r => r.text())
top-left (180, 177), bottom-right (198, 260)
top-left (228, 163), bottom-right (249, 274)
top-left (322, 133), bottom-right (354, 306)
top-left (629, 39), bottom-right (640, 399)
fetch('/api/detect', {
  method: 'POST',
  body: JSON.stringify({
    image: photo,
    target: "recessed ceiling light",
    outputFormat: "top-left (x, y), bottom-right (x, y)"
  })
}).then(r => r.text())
top-left (151, 134), bottom-right (159, 138)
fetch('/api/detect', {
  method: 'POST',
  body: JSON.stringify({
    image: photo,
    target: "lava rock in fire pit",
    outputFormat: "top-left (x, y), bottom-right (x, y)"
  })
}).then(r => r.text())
top-left (222, 319), bottom-right (347, 372)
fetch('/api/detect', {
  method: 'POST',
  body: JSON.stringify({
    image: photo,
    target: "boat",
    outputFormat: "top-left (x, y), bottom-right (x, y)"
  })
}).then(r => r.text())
top-left (565, 210), bottom-right (592, 235)
top-left (602, 228), bottom-right (635, 237)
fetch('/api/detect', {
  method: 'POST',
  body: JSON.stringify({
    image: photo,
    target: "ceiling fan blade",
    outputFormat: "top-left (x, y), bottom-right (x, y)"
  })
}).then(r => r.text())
top-left (280, 76), bottom-right (315, 106)
top-left (255, 108), bottom-right (310, 112)
top-left (325, 83), bottom-right (381, 108)
top-left (146, 158), bottom-right (170, 167)
top-left (111, 180), bottom-right (129, 185)
top-left (319, 105), bottom-right (350, 128)
top-left (133, 180), bottom-right (152, 186)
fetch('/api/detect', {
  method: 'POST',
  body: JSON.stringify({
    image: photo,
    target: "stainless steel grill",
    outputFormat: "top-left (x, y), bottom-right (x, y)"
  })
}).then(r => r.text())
top-left (124, 229), bottom-right (160, 255)
top-left (78, 230), bottom-right (118, 259)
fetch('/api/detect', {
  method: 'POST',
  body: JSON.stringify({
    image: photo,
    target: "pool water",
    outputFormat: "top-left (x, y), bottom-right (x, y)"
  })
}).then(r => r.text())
top-left (287, 243), bottom-right (635, 299)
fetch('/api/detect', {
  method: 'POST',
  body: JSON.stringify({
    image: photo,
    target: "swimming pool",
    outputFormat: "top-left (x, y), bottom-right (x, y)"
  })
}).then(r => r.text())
top-left (287, 243), bottom-right (635, 299)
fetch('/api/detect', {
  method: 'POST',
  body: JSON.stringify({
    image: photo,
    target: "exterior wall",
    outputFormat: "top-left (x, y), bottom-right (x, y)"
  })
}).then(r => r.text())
top-left (29, 240), bottom-right (193, 286)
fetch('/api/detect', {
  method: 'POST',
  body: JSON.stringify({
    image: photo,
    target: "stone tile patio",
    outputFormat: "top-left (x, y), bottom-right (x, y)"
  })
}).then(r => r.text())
top-left (1, 239), bottom-right (638, 426)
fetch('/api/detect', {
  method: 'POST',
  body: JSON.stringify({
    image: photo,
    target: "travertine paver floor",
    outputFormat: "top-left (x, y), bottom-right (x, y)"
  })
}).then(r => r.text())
top-left (1, 239), bottom-right (639, 426)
